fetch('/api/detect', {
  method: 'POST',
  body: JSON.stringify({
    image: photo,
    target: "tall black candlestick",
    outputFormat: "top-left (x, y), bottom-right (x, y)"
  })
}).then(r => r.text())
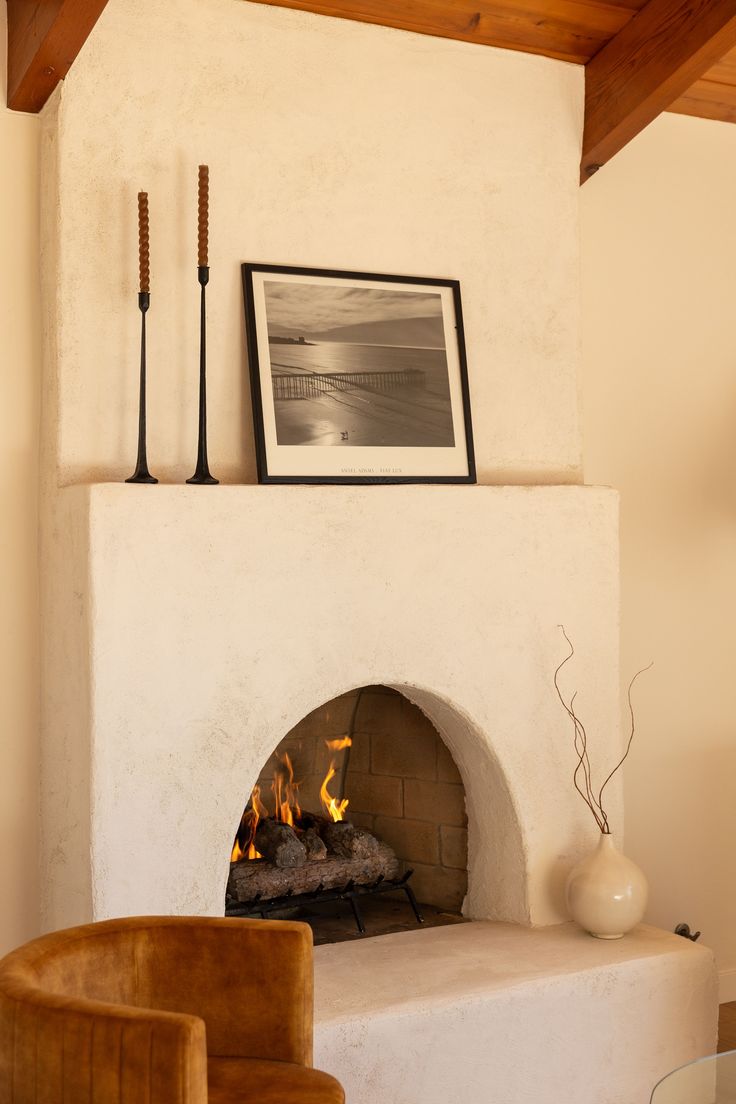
top-left (126, 193), bottom-right (157, 484)
top-left (187, 166), bottom-right (218, 485)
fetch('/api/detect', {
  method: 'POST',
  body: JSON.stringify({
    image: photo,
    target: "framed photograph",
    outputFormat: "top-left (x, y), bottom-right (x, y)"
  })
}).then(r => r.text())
top-left (242, 263), bottom-right (476, 484)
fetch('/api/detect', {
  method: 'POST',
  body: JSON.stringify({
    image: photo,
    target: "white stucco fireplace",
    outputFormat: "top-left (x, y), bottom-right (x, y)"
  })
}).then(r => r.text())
top-left (41, 480), bottom-right (717, 1104)
top-left (35, 0), bottom-right (717, 1098)
top-left (45, 481), bottom-right (620, 927)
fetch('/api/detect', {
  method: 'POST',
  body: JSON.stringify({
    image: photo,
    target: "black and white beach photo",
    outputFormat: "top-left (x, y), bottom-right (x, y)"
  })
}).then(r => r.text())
top-left (243, 264), bottom-right (475, 484)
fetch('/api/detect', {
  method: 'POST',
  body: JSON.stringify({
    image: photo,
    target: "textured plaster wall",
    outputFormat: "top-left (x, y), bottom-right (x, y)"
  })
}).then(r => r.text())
top-left (43, 484), bottom-right (619, 931)
top-left (45, 0), bottom-right (583, 485)
top-left (581, 112), bottom-right (736, 1000)
top-left (0, 5), bottom-right (41, 956)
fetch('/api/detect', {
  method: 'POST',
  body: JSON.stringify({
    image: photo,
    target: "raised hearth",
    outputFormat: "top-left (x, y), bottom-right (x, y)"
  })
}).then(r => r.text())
top-left (313, 923), bottom-right (717, 1104)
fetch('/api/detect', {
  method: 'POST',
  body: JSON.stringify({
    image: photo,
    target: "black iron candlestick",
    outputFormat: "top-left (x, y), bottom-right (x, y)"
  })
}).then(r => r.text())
top-left (188, 164), bottom-right (218, 485)
top-left (186, 264), bottom-right (218, 484)
top-left (126, 291), bottom-right (158, 484)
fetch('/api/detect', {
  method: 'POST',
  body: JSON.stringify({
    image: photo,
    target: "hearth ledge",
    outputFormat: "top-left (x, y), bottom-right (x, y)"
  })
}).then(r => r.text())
top-left (313, 921), bottom-right (717, 1104)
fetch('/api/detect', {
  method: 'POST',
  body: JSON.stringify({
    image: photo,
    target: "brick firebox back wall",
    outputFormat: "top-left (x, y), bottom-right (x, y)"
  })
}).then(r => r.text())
top-left (253, 686), bottom-right (468, 912)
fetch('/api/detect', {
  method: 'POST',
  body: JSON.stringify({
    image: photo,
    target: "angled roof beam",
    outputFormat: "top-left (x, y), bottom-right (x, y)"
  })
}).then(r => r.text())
top-left (7, 0), bottom-right (109, 113)
top-left (581, 0), bottom-right (736, 182)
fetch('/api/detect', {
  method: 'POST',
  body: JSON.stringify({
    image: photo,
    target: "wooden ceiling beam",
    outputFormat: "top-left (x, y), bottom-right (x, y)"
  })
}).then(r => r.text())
top-left (581, 0), bottom-right (736, 182)
top-left (7, 0), bottom-right (110, 113)
top-left (245, 0), bottom-right (644, 66)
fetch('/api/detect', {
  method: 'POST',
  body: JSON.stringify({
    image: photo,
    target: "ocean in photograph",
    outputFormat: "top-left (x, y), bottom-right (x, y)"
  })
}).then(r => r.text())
top-left (268, 341), bottom-right (455, 447)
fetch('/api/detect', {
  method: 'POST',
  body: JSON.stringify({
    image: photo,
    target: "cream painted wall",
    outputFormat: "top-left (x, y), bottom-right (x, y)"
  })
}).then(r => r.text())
top-left (581, 112), bottom-right (736, 998)
top-left (0, 5), bottom-right (41, 955)
top-left (45, 0), bottom-right (584, 486)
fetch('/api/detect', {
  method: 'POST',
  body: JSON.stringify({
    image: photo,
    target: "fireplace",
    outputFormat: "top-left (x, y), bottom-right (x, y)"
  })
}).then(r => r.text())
top-left (226, 685), bottom-right (468, 940)
top-left (41, 482), bottom-right (623, 931)
top-left (34, 2), bottom-right (718, 1092)
top-left (39, 479), bottom-right (716, 1104)
top-left (39, 474), bottom-right (716, 1104)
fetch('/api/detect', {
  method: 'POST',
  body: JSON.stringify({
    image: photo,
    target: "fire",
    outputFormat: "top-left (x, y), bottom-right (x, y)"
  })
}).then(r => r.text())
top-left (320, 736), bottom-right (352, 822)
top-left (320, 765), bottom-right (349, 822)
top-left (230, 753), bottom-right (301, 862)
top-left (230, 736), bottom-right (353, 860)
top-left (272, 752), bottom-right (301, 827)
top-left (325, 736), bottom-right (352, 751)
top-left (230, 784), bottom-right (268, 862)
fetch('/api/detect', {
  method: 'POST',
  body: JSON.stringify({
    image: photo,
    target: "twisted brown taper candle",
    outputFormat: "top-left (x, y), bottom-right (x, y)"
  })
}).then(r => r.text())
top-left (198, 165), bottom-right (209, 267)
top-left (137, 192), bottom-right (150, 293)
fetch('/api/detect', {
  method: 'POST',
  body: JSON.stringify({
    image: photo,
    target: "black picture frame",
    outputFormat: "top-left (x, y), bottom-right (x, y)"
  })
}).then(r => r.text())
top-left (242, 262), bottom-right (476, 485)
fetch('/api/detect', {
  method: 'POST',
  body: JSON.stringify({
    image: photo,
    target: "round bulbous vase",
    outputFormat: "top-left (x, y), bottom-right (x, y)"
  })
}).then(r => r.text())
top-left (566, 833), bottom-right (648, 939)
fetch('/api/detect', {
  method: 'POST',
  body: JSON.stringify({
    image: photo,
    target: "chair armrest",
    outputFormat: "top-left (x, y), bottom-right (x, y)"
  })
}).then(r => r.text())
top-left (142, 917), bottom-right (315, 1064)
top-left (0, 982), bottom-right (208, 1104)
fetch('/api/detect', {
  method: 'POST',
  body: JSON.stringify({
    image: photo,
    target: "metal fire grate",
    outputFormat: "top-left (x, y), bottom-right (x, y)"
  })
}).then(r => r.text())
top-left (226, 868), bottom-right (425, 935)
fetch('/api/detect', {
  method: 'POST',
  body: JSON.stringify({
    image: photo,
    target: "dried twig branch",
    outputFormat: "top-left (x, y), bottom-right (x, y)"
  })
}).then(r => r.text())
top-left (597, 660), bottom-right (653, 816)
top-left (554, 625), bottom-right (651, 833)
top-left (570, 693), bottom-right (609, 833)
top-left (554, 631), bottom-right (607, 832)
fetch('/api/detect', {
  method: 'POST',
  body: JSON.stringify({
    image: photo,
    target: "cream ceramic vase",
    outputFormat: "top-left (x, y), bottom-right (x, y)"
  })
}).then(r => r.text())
top-left (566, 833), bottom-right (648, 939)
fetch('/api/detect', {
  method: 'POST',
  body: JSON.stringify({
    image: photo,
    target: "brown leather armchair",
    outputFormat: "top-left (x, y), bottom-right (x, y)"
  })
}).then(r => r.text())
top-left (0, 915), bottom-right (345, 1104)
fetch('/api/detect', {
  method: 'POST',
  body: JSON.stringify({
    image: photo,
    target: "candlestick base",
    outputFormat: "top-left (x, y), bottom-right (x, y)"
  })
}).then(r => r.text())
top-left (186, 471), bottom-right (219, 485)
top-left (126, 470), bottom-right (158, 485)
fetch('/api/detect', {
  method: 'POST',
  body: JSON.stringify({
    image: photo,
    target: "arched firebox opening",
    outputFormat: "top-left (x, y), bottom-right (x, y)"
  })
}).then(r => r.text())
top-left (226, 685), bottom-right (468, 943)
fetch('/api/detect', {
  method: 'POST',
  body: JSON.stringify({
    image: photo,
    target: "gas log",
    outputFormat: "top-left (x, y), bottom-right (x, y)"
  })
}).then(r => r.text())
top-left (254, 818), bottom-right (307, 867)
top-left (297, 813), bottom-right (381, 859)
top-left (251, 814), bottom-right (384, 869)
top-left (228, 811), bottom-right (399, 902)
top-left (297, 827), bottom-right (328, 861)
top-left (320, 821), bottom-right (381, 860)
top-left (228, 840), bottom-right (399, 901)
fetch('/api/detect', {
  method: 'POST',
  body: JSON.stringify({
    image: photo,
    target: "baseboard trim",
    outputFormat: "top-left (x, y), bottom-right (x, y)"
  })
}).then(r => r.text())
top-left (719, 968), bottom-right (736, 1004)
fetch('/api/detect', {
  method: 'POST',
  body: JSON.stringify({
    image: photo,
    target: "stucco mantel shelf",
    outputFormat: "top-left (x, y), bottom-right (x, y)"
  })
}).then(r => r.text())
top-left (72, 479), bottom-right (617, 517)
top-left (68, 481), bottom-right (621, 575)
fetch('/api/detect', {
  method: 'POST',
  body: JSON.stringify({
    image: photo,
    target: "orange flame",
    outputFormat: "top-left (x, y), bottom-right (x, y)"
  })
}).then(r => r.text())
top-left (230, 784), bottom-right (267, 861)
top-left (325, 736), bottom-right (352, 751)
top-left (320, 762), bottom-right (350, 822)
top-left (272, 752), bottom-right (301, 827)
top-left (232, 737), bottom-right (353, 860)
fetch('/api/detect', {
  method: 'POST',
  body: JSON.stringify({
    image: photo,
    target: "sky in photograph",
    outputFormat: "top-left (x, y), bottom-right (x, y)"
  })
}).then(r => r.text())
top-left (264, 280), bottom-right (443, 336)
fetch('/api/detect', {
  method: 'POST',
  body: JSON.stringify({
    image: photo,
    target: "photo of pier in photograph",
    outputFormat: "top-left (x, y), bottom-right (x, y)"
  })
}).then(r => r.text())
top-left (264, 281), bottom-right (455, 448)
top-left (243, 264), bottom-right (475, 484)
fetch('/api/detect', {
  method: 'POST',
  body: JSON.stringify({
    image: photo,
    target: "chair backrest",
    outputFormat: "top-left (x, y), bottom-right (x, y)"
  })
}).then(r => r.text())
top-left (0, 916), bottom-right (314, 1103)
top-left (118, 916), bottom-right (315, 1061)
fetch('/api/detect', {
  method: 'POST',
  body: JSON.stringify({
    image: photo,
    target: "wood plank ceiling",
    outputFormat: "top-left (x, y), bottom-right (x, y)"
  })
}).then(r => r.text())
top-left (6, 0), bottom-right (736, 181)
